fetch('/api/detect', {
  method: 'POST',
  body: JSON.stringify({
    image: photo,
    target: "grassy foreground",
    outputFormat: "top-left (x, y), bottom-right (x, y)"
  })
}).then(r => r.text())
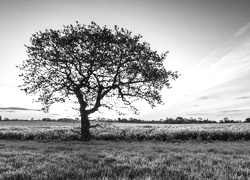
top-left (0, 140), bottom-right (249, 180)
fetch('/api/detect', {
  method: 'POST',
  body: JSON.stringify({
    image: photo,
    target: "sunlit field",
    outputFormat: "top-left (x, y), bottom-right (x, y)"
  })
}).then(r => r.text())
top-left (0, 121), bottom-right (250, 179)
top-left (0, 140), bottom-right (250, 179)
top-left (0, 121), bottom-right (250, 141)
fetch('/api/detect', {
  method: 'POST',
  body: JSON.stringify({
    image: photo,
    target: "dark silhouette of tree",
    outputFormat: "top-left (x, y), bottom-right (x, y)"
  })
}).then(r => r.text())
top-left (245, 118), bottom-right (250, 123)
top-left (17, 22), bottom-right (178, 141)
top-left (176, 117), bottom-right (184, 123)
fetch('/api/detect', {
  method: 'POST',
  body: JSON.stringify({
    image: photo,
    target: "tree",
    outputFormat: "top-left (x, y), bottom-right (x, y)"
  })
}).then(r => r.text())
top-left (17, 22), bottom-right (179, 141)
top-left (176, 117), bottom-right (184, 123)
top-left (245, 118), bottom-right (250, 123)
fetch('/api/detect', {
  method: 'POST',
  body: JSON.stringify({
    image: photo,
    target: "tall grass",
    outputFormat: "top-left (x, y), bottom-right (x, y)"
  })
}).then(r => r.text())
top-left (0, 122), bottom-right (250, 141)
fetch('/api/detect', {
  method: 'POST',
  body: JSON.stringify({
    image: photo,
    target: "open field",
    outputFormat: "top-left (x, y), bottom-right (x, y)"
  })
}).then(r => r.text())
top-left (0, 121), bottom-right (250, 141)
top-left (0, 121), bottom-right (250, 179)
top-left (0, 140), bottom-right (249, 179)
top-left (0, 120), bottom-right (79, 128)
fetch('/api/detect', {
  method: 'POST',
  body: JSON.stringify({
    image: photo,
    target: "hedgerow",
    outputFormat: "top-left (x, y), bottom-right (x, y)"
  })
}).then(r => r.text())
top-left (0, 123), bottom-right (250, 142)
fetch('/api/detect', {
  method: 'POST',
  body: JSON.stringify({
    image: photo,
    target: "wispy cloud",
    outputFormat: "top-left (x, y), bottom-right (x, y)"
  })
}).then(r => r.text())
top-left (160, 23), bottom-right (250, 120)
top-left (219, 110), bottom-right (242, 113)
top-left (0, 107), bottom-right (40, 111)
top-left (188, 113), bottom-right (210, 116)
top-left (233, 22), bottom-right (250, 38)
top-left (218, 109), bottom-right (250, 117)
top-left (197, 96), bottom-right (218, 100)
top-left (236, 96), bottom-right (250, 99)
top-left (0, 110), bottom-right (15, 113)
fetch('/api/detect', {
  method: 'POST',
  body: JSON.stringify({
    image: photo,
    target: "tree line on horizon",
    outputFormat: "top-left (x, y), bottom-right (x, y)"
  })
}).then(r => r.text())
top-left (1, 115), bottom-right (250, 123)
top-left (113, 117), bottom-right (250, 124)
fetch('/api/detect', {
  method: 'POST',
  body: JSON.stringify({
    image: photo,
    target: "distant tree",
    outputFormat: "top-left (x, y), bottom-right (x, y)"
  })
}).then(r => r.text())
top-left (42, 118), bottom-right (52, 121)
top-left (198, 117), bottom-right (203, 121)
top-left (176, 117), bottom-right (184, 123)
top-left (75, 117), bottom-right (80, 121)
top-left (0, 116), bottom-right (2, 121)
top-left (245, 118), bottom-right (250, 123)
top-left (17, 22), bottom-right (178, 141)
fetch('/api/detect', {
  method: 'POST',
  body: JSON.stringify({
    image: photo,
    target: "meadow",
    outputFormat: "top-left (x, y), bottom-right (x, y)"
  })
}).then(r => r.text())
top-left (0, 121), bottom-right (250, 179)
top-left (0, 121), bottom-right (250, 142)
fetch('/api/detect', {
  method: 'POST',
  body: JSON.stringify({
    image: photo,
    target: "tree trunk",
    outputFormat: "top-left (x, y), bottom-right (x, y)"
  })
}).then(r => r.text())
top-left (76, 89), bottom-right (101, 141)
top-left (80, 109), bottom-right (90, 141)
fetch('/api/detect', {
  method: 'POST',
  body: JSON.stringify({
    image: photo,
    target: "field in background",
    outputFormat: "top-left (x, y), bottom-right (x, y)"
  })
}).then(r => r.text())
top-left (0, 120), bottom-right (79, 127)
top-left (112, 122), bottom-right (250, 130)
top-left (0, 121), bottom-right (250, 141)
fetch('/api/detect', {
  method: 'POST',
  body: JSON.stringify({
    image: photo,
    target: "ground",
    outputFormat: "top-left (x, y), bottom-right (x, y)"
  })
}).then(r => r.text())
top-left (0, 140), bottom-right (249, 180)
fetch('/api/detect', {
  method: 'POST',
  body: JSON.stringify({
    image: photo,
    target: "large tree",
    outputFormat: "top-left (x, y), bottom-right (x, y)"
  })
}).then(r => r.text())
top-left (17, 22), bottom-right (178, 141)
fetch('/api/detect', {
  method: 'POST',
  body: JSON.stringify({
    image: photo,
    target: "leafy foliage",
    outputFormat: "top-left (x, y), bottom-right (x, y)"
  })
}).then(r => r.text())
top-left (17, 22), bottom-right (178, 115)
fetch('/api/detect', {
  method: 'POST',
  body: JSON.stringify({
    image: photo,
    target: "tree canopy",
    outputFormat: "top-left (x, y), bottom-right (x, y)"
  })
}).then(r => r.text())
top-left (17, 22), bottom-right (178, 140)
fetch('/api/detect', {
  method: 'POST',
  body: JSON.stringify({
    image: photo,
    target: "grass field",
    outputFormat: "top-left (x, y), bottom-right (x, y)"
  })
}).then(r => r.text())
top-left (0, 140), bottom-right (249, 179)
top-left (0, 121), bottom-right (250, 179)
top-left (0, 121), bottom-right (250, 142)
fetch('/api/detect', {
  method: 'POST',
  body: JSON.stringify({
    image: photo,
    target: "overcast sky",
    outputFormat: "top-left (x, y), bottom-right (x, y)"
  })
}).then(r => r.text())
top-left (0, 0), bottom-right (250, 121)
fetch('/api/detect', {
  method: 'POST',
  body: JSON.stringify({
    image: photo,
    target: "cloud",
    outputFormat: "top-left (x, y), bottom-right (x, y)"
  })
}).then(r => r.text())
top-left (162, 25), bottom-right (250, 121)
top-left (0, 107), bottom-right (40, 111)
top-left (236, 96), bottom-right (250, 99)
top-left (140, 23), bottom-right (250, 121)
top-left (188, 113), bottom-right (210, 116)
top-left (198, 96), bottom-right (209, 100)
top-left (185, 24), bottom-right (250, 100)
top-left (219, 110), bottom-right (241, 113)
top-left (233, 22), bottom-right (250, 38)
top-left (218, 109), bottom-right (250, 117)
top-left (197, 96), bottom-right (218, 100)
top-left (197, 22), bottom-right (250, 68)
top-left (0, 110), bottom-right (15, 113)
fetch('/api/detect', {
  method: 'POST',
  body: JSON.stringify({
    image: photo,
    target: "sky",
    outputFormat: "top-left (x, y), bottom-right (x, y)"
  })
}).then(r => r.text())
top-left (0, 0), bottom-right (250, 121)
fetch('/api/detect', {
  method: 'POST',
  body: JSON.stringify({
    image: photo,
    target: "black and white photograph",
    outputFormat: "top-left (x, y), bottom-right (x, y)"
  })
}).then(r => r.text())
top-left (0, 0), bottom-right (250, 179)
